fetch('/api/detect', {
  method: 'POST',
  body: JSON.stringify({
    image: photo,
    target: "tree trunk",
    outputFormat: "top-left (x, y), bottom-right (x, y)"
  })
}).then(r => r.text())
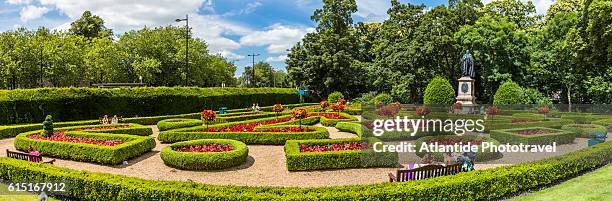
top-left (567, 84), bottom-right (572, 112)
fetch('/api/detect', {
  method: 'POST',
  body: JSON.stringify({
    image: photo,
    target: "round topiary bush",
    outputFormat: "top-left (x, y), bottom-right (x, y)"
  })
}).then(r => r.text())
top-left (327, 91), bottom-right (344, 104)
top-left (561, 124), bottom-right (607, 138)
top-left (42, 115), bottom-right (54, 137)
top-left (415, 135), bottom-right (503, 162)
top-left (161, 139), bottom-right (248, 170)
top-left (493, 81), bottom-right (524, 105)
top-left (423, 76), bottom-right (455, 105)
top-left (374, 93), bottom-right (393, 105)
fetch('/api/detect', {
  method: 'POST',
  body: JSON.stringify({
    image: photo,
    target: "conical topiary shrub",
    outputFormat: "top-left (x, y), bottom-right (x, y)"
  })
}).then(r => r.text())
top-left (42, 115), bottom-right (54, 137)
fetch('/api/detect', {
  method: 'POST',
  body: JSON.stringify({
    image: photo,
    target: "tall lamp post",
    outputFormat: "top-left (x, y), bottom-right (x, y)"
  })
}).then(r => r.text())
top-left (175, 14), bottom-right (189, 86)
top-left (247, 53), bottom-right (260, 87)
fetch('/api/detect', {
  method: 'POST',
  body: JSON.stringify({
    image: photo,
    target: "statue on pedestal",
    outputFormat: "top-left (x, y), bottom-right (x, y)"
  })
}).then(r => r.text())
top-left (456, 51), bottom-right (477, 113)
top-left (461, 51), bottom-right (475, 78)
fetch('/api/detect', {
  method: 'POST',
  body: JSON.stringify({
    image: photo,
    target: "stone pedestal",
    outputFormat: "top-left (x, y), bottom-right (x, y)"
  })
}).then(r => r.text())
top-left (456, 76), bottom-right (477, 113)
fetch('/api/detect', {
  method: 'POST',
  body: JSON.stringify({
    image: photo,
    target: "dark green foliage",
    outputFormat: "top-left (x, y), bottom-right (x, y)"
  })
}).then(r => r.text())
top-left (522, 88), bottom-right (553, 105)
top-left (493, 81), bottom-right (524, 105)
top-left (561, 124), bottom-right (607, 138)
top-left (327, 91), bottom-right (344, 104)
top-left (561, 114), bottom-right (610, 124)
top-left (423, 76), bottom-right (455, 105)
top-left (415, 135), bottom-right (503, 162)
top-left (374, 93), bottom-right (394, 105)
top-left (42, 115), bottom-right (53, 137)
top-left (334, 122), bottom-right (364, 137)
top-left (490, 127), bottom-right (576, 145)
top-left (0, 141), bottom-right (609, 200)
top-left (284, 137), bottom-right (398, 171)
top-left (512, 113), bottom-right (546, 120)
top-left (592, 118), bottom-right (612, 131)
top-left (0, 87), bottom-right (299, 124)
top-left (160, 139), bottom-right (248, 170)
top-left (14, 130), bottom-right (155, 165)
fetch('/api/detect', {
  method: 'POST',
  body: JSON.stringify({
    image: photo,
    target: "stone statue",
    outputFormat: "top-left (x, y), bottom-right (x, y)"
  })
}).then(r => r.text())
top-left (461, 51), bottom-right (475, 78)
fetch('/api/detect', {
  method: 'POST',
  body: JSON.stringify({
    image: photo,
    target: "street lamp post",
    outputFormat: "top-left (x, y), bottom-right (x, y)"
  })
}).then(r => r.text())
top-left (175, 14), bottom-right (189, 86)
top-left (247, 53), bottom-right (260, 87)
top-left (40, 43), bottom-right (44, 87)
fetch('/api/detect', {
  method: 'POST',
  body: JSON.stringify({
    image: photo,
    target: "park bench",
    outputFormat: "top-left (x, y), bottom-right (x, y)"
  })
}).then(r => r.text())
top-left (6, 150), bottom-right (55, 164)
top-left (388, 164), bottom-right (462, 182)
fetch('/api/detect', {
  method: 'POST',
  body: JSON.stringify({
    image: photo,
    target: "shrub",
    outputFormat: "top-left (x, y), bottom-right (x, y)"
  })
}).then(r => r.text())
top-left (14, 130), bottom-right (155, 165)
top-left (0, 142), bottom-right (609, 200)
top-left (314, 112), bottom-right (358, 126)
top-left (284, 137), bottom-right (398, 170)
top-left (327, 91), bottom-right (344, 104)
top-left (561, 114), bottom-right (610, 124)
top-left (160, 139), bottom-right (248, 170)
top-left (512, 113), bottom-right (546, 121)
top-left (484, 118), bottom-right (574, 131)
top-left (42, 115), bottom-right (54, 137)
top-left (593, 118), bottom-right (612, 131)
top-left (374, 93), bottom-right (394, 105)
top-left (351, 92), bottom-right (376, 104)
top-left (335, 122), bottom-right (364, 137)
top-left (522, 88), bottom-right (552, 105)
top-left (490, 127), bottom-right (575, 145)
top-left (0, 87), bottom-right (300, 124)
top-left (493, 81), bottom-right (524, 105)
top-left (415, 135), bottom-right (503, 162)
top-left (561, 124), bottom-right (607, 138)
top-left (423, 76), bottom-right (455, 105)
top-left (157, 119), bottom-right (203, 131)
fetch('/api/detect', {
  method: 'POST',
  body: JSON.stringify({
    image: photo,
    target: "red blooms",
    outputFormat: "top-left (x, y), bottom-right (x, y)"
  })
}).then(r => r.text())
top-left (331, 103), bottom-right (345, 113)
top-left (453, 102), bottom-right (462, 110)
top-left (174, 144), bottom-right (234, 152)
top-left (258, 127), bottom-right (314, 132)
top-left (200, 110), bottom-right (217, 121)
top-left (201, 118), bottom-right (294, 132)
top-left (485, 106), bottom-right (501, 116)
top-left (378, 103), bottom-right (401, 117)
top-left (272, 104), bottom-right (285, 113)
top-left (513, 129), bottom-right (550, 135)
top-left (307, 113), bottom-right (349, 120)
top-left (337, 98), bottom-right (347, 105)
top-left (299, 142), bottom-right (369, 152)
top-left (426, 138), bottom-right (483, 146)
top-left (415, 106), bottom-right (431, 117)
top-left (538, 106), bottom-right (550, 114)
top-left (320, 100), bottom-right (330, 109)
top-left (28, 131), bottom-right (125, 146)
top-left (291, 108), bottom-right (308, 119)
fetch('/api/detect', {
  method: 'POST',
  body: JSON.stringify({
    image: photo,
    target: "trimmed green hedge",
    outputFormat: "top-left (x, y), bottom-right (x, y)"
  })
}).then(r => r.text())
top-left (592, 118), bottom-right (612, 131)
top-left (157, 119), bottom-right (203, 131)
top-left (414, 135), bottom-right (503, 162)
top-left (313, 112), bottom-right (359, 126)
top-left (493, 81), bottom-right (524, 105)
top-left (561, 114), bottom-right (610, 124)
top-left (0, 141), bottom-right (609, 200)
top-left (490, 127), bottom-right (575, 145)
top-left (0, 120), bottom-right (154, 139)
top-left (14, 130), bottom-right (155, 165)
top-left (484, 118), bottom-right (574, 131)
top-left (512, 113), bottom-right (546, 120)
top-left (160, 139), bottom-right (248, 170)
top-left (335, 122), bottom-right (364, 137)
top-left (0, 87), bottom-right (300, 124)
top-left (561, 124), bottom-right (607, 138)
top-left (62, 123), bottom-right (153, 136)
top-left (284, 137), bottom-right (398, 171)
top-left (158, 116), bottom-right (327, 144)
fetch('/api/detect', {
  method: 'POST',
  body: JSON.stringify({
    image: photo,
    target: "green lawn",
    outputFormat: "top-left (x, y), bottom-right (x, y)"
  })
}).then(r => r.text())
top-left (510, 165), bottom-right (612, 201)
top-left (0, 183), bottom-right (58, 201)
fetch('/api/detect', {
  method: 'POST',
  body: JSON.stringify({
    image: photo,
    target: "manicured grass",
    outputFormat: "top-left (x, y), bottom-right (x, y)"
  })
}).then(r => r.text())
top-left (0, 183), bottom-right (58, 201)
top-left (509, 165), bottom-right (612, 201)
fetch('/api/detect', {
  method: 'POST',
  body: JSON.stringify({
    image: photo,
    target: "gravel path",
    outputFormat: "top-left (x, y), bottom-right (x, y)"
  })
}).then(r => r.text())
top-left (1, 123), bottom-right (605, 187)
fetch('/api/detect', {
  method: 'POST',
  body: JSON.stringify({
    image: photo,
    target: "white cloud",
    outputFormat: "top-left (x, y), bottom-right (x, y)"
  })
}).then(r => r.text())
top-left (355, 0), bottom-right (391, 22)
top-left (218, 50), bottom-right (245, 59)
top-left (223, 1), bottom-right (262, 16)
top-left (7, 0), bottom-right (32, 5)
top-left (265, 54), bottom-right (288, 62)
top-left (20, 5), bottom-right (50, 22)
top-left (240, 24), bottom-right (314, 54)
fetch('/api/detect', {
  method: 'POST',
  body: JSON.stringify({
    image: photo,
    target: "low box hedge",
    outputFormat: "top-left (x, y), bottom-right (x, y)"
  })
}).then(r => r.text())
top-left (561, 114), bottom-right (610, 124)
top-left (335, 122), bottom-right (364, 137)
top-left (14, 130), bottom-right (155, 165)
top-left (62, 123), bottom-right (153, 136)
top-left (0, 141), bottom-right (609, 200)
top-left (512, 113), bottom-right (546, 120)
top-left (158, 116), bottom-right (327, 144)
top-left (414, 135), bottom-right (503, 162)
top-left (560, 124), bottom-right (607, 138)
top-left (284, 137), bottom-right (398, 171)
top-left (157, 119), bottom-right (203, 131)
top-left (484, 118), bottom-right (574, 131)
top-left (312, 112), bottom-right (359, 126)
top-left (592, 118), bottom-right (612, 131)
top-left (0, 87), bottom-right (300, 124)
top-left (490, 127), bottom-right (575, 145)
top-left (160, 139), bottom-right (248, 170)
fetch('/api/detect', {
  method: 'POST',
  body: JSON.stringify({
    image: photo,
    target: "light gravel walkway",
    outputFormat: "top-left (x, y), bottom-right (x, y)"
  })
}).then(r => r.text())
top-left (1, 124), bottom-right (606, 187)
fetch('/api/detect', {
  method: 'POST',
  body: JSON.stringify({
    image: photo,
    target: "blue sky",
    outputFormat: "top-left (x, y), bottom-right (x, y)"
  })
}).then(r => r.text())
top-left (0, 0), bottom-right (554, 77)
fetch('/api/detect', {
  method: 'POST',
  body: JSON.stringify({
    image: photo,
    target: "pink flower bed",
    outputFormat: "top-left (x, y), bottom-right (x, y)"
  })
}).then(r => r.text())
top-left (308, 113), bottom-right (349, 120)
top-left (77, 125), bottom-right (131, 131)
top-left (299, 142), bottom-right (369, 152)
top-left (200, 118), bottom-right (294, 132)
top-left (28, 131), bottom-right (125, 146)
top-left (174, 144), bottom-right (234, 152)
top-left (513, 129), bottom-right (551, 135)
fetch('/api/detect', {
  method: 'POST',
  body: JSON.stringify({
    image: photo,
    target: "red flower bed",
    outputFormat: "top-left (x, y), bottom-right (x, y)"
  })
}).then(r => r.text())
top-left (78, 125), bottom-right (131, 131)
top-left (513, 129), bottom-right (551, 135)
top-left (174, 144), bottom-right (234, 152)
top-left (426, 138), bottom-right (483, 145)
top-left (200, 118), bottom-right (293, 132)
top-left (28, 131), bottom-right (125, 146)
top-left (308, 113), bottom-right (349, 120)
top-left (257, 127), bottom-right (314, 132)
top-left (299, 142), bottom-right (369, 152)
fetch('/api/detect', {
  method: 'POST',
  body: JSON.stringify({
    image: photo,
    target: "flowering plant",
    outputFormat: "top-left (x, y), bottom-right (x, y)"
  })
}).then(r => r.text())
top-left (378, 103), bottom-right (400, 117)
top-left (272, 104), bottom-right (285, 118)
top-left (291, 108), bottom-right (308, 129)
top-left (415, 106), bottom-right (431, 117)
top-left (453, 102), bottom-right (462, 110)
top-left (320, 100), bottom-right (330, 110)
top-left (331, 103), bottom-right (345, 114)
top-left (201, 110), bottom-right (216, 128)
top-left (485, 106), bottom-right (501, 119)
top-left (538, 106), bottom-right (550, 119)
top-left (337, 98), bottom-right (347, 105)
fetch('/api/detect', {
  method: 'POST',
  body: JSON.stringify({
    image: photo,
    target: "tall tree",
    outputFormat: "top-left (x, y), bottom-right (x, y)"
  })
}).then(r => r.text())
top-left (69, 11), bottom-right (113, 38)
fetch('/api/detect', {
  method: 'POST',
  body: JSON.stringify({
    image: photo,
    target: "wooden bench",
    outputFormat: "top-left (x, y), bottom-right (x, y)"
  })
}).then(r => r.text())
top-left (6, 150), bottom-right (55, 164)
top-left (389, 164), bottom-right (462, 182)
